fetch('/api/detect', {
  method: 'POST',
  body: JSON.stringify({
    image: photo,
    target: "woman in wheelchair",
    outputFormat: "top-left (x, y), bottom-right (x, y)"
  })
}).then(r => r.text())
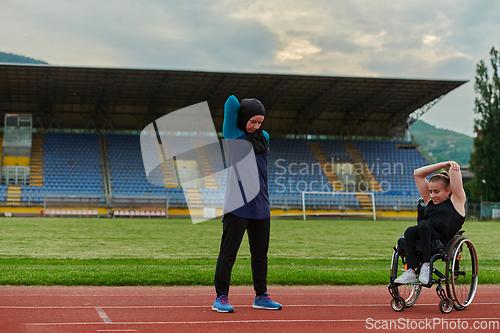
top-left (394, 161), bottom-right (466, 285)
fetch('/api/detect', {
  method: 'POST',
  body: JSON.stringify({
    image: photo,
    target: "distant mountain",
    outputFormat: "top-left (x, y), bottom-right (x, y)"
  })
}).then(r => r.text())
top-left (410, 120), bottom-right (473, 166)
top-left (0, 51), bottom-right (48, 64)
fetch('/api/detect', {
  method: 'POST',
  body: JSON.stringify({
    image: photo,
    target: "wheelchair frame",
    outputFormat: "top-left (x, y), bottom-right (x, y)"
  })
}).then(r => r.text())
top-left (388, 201), bottom-right (479, 314)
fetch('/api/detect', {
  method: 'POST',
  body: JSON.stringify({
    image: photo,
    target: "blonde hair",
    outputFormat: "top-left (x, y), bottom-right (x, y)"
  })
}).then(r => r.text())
top-left (429, 171), bottom-right (451, 195)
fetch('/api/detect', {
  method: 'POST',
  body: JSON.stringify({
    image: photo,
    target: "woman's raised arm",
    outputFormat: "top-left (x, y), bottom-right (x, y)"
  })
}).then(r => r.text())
top-left (223, 95), bottom-right (244, 140)
top-left (414, 161), bottom-right (449, 203)
top-left (447, 161), bottom-right (466, 207)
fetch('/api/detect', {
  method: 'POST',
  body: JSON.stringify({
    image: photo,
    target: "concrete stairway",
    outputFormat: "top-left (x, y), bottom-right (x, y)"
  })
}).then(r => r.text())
top-left (306, 141), bottom-right (343, 191)
top-left (192, 139), bottom-right (218, 190)
top-left (343, 141), bottom-right (381, 209)
top-left (158, 144), bottom-right (178, 188)
top-left (30, 134), bottom-right (44, 186)
top-left (6, 186), bottom-right (21, 206)
top-left (185, 188), bottom-right (203, 208)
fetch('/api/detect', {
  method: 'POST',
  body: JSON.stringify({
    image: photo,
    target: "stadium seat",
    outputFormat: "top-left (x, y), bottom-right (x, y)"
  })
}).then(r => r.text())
top-left (41, 133), bottom-right (104, 198)
top-left (35, 133), bottom-right (428, 214)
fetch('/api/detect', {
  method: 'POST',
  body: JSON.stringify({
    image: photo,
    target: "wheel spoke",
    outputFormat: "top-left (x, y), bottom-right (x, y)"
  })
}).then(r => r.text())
top-left (391, 251), bottom-right (421, 307)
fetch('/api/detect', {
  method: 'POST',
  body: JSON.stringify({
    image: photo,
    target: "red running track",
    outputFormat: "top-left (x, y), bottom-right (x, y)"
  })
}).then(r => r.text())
top-left (0, 285), bottom-right (499, 333)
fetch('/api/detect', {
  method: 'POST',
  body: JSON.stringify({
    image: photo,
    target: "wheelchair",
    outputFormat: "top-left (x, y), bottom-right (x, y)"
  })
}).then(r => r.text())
top-left (388, 199), bottom-right (478, 314)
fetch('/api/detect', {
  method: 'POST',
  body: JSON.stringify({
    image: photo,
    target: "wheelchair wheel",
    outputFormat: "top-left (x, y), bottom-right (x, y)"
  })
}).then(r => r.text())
top-left (446, 238), bottom-right (478, 310)
top-left (439, 299), bottom-right (453, 314)
top-left (391, 251), bottom-right (422, 307)
top-left (391, 296), bottom-right (405, 312)
top-left (396, 283), bottom-right (421, 307)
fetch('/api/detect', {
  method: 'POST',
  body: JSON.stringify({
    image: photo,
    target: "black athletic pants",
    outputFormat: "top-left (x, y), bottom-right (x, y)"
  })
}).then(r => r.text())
top-left (214, 212), bottom-right (270, 297)
top-left (404, 219), bottom-right (447, 269)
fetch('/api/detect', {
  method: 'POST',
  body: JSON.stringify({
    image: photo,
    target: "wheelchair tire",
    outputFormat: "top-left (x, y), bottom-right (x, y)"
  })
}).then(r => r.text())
top-left (391, 296), bottom-right (406, 312)
top-left (445, 237), bottom-right (478, 310)
top-left (390, 251), bottom-right (422, 307)
top-left (439, 298), bottom-right (453, 314)
top-left (397, 284), bottom-right (422, 308)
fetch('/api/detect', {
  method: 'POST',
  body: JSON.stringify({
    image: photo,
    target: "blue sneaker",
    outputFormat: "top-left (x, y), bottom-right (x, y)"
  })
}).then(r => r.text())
top-left (212, 295), bottom-right (234, 313)
top-left (253, 293), bottom-right (282, 310)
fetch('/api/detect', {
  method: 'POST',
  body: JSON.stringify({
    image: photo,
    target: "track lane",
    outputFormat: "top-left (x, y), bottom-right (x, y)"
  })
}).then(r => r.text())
top-left (0, 285), bottom-right (498, 333)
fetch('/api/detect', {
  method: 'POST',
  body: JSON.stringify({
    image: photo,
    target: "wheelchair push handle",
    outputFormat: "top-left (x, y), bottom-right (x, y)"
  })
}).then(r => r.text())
top-left (417, 198), bottom-right (426, 223)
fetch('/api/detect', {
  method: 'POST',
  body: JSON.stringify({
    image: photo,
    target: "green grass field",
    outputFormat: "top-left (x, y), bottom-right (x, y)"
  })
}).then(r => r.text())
top-left (0, 218), bottom-right (498, 286)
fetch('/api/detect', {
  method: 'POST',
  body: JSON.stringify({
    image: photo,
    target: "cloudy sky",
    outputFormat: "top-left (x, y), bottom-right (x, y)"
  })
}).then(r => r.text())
top-left (2, 0), bottom-right (499, 136)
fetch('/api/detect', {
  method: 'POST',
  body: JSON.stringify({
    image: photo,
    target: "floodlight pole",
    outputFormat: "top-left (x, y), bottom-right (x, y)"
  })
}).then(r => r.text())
top-left (482, 179), bottom-right (488, 202)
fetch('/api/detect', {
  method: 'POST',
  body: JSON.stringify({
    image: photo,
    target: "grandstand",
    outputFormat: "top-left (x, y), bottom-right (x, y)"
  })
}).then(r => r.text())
top-left (0, 131), bottom-right (440, 218)
top-left (0, 64), bottom-right (467, 218)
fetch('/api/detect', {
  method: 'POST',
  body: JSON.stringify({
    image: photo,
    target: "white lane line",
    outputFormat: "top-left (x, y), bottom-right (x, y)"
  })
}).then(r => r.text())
top-left (1, 290), bottom-right (498, 297)
top-left (24, 318), bottom-right (500, 326)
top-left (95, 307), bottom-right (112, 323)
top-left (25, 319), bottom-right (374, 325)
top-left (2, 292), bottom-right (498, 297)
top-left (2, 302), bottom-right (500, 309)
top-left (0, 304), bottom-right (385, 309)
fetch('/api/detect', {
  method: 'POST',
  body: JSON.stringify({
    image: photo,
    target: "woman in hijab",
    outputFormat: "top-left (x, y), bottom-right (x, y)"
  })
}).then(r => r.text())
top-left (212, 95), bottom-right (282, 313)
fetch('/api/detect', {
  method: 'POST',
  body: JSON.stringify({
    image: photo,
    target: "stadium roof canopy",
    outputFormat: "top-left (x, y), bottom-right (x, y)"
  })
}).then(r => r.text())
top-left (0, 63), bottom-right (466, 138)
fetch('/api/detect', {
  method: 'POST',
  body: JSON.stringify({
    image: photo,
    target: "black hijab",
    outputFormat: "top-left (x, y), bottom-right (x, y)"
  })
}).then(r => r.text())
top-left (236, 98), bottom-right (268, 154)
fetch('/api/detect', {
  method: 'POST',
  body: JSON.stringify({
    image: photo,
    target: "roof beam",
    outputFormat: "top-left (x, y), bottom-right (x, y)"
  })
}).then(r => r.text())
top-left (205, 75), bottom-right (231, 115)
top-left (387, 84), bottom-right (458, 133)
top-left (257, 77), bottom-right (289, 116)
top-left (147, 72), bottom-right (173, 112)
top-left (294, 81), bottom-right (340, 124)
top-left (343, 82), bottom-right (397, 123)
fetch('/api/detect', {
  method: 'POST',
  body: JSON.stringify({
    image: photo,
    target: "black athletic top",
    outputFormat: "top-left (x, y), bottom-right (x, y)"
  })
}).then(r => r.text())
top-left (424, 198), bottom-right (465, 241)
